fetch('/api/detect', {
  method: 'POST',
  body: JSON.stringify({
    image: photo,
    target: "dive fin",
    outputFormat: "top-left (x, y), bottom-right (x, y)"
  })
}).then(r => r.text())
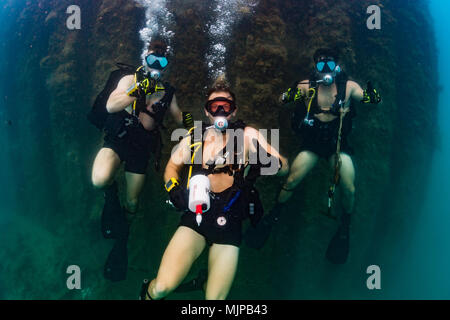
top-left (325, 223), bottom-right (350, 264)
top-left (101, 182), bottom-right (128, 239)
top-left (139, 279), bottom-right (150, 300)
top-left (104, 238), bottom-right (129, 282)
top-left (244, 210), bottom-right (280, 250)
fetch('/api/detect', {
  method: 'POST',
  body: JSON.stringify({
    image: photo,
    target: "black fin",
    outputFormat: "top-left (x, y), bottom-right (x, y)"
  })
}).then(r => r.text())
top-left (101, 182), bottom-right (129, 240)
top-left (325, 225), bottom-right (350, 264)
top-left (139, 279), bottom-right (150, 300)
top-left (244, 216), bottom-right (274, 250)
top-left (104, 238), bottom-right (129, 282)
top-left (244, 204), bottom-right (282, 250)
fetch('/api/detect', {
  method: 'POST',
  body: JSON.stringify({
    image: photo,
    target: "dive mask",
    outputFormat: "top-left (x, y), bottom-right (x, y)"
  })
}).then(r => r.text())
top-left (145, 53), bottom-right (168, 70)
top-left (205, 97), bottom-right (236, 117)
top-left (315, 58), bottom-right (341, 86)
top-left (316, 59), bottom-right (336, 73)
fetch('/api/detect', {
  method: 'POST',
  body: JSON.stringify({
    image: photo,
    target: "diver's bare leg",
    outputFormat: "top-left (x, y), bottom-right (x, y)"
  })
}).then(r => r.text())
top-left (278, 151), bottom-right (319, 203)
top-left (325, 152), bottom-right (355, 264)
top-left (205, 244), bottom-right (239, 300)
top-left (330, 152), bottom-right (356, 214)
top-left (148, 226), bottom-right (206, 300)
top-left (124, 172), bottom-right (146, 214)
top-left (91, 148), bottom-right (121, 188)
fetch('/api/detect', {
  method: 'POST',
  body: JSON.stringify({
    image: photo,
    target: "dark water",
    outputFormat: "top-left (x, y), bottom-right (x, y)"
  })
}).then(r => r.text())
top-left (0, 0), bottom-right (447, 300)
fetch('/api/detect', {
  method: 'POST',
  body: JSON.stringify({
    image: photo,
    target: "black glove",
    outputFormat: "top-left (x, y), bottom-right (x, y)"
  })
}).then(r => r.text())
top-left (282, 86), bottom-right (304, 104)
top-left (361, 81), bottom-right (381, 104)
top-left (127, 78), bottom-right (156, 98)
top-left (168, 185), bottom-right (188, 211)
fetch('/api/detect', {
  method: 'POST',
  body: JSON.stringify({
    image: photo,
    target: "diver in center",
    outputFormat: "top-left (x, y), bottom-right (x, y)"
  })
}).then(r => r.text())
top-left (140, 75), bottom-right (288, 300)
top-left (245, 48), bottom-right (382, 264)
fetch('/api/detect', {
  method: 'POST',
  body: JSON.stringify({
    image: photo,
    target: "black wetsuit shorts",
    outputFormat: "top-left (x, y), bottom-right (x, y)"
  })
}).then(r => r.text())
top-left (300, 117), bottom-right (352, 159)
top-left (179, 187), bottom-right (245, 247)
top-left (103, 113), bottom-right (156, 174)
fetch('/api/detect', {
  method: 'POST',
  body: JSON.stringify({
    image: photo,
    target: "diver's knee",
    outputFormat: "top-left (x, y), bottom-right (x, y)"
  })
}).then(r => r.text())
top-left (92, 172), bottom-right (112, 189)
top-left (125, 198), bottom-right (138, 213)
top-left (152, 279), bottom-right (173, 298)
top-left (285, 174), bottom-right (300, 189)
top-left (342, 183), bottom-right (355, 196)
top-left (205, 290), bottom-right (227, 300)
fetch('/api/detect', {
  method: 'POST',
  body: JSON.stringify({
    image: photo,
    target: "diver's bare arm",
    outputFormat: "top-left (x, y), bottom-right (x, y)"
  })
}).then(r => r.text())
top-left (350, 81), bottom-right (365, 102)
top-left (245, 127), bottom-right (289, 176)
top-left (298, 80), bottom-right (310, 94)
top-left (164, 136), bottom-right (190, 183)
top-left (164, 158), bottom-right (184, 184)
top-left (169, 94), bottom-right (183, 125)
top-left (106, 75), bottom-right (136, 113)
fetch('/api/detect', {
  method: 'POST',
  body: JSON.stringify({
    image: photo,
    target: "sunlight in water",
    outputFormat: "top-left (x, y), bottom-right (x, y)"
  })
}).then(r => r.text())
top-left (134, 0), bottom-right (175, 63)
top-left (206, 0), bottom-right (258, 79)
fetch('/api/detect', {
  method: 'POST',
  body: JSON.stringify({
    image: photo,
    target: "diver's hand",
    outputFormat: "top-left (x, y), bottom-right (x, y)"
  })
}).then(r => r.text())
top-left (361, 81), bottom-right (381, 104)
top-left (126, 78), bottom-right (156, 98)
top-left (168, 185), bottom-right (188, 211)
top-left (140, 78), bottom-right (157, 96)
top-left (281, 86), bottom-right (304, 104)
top-left (280, 91), bottom-right (289, 104)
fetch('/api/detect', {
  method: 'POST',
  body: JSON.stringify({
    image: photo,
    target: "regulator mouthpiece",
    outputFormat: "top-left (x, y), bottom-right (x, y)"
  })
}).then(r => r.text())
top-left (214, 117), bottom-right (228, 131)
top-left (322, 74), bottom-right (334, 86)
top-left (150, 70), bottom-right (161, 80)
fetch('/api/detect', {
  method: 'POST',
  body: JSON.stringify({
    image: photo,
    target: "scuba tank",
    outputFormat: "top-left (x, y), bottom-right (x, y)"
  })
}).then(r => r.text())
top-left (188, 175), bottom-right (211, 226)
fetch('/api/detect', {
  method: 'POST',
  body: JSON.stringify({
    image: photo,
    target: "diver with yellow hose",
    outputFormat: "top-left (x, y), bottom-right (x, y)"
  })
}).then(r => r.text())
top-left (245, 48), bottom-right (381, 264)
top-left (89, 38), bottom-right (193, 282)
top-left (140, 76), bottom-right (288, 300)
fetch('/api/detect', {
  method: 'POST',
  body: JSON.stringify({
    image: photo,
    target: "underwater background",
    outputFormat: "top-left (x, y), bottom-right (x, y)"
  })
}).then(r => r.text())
top-left (0, 0), bottom-right (447, 299)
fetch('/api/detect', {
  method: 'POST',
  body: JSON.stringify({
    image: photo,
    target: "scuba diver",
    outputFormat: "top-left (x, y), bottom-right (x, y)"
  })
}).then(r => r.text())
top-left (139, 75), bottom-right (288, 300)
top-left (245, 48), bottom-right (382, 264)
top-left (89, 39), bottom-right (192, 281)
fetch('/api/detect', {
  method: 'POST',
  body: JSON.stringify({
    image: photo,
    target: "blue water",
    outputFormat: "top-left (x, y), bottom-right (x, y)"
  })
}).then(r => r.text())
top-left (414, 0), bottom-right (450, 297)
top-left (0, 0), bottom-right (448, 300)
top-left (0, 2), bottom-right (15, 228)
top-left (389, 0), bottom-right (450, 298)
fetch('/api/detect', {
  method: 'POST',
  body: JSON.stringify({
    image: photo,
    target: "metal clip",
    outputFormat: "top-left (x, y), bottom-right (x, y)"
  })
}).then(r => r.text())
top-left (124, 118), bottom-right (134, 127)
top-left (303, 117), bottom-right (314, 127)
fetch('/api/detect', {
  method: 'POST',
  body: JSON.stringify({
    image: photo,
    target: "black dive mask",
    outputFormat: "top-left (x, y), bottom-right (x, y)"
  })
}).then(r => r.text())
top-left (205, 97), bottom-right (236, 117)
top-left (315, 58), bottom-right (341, 86)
